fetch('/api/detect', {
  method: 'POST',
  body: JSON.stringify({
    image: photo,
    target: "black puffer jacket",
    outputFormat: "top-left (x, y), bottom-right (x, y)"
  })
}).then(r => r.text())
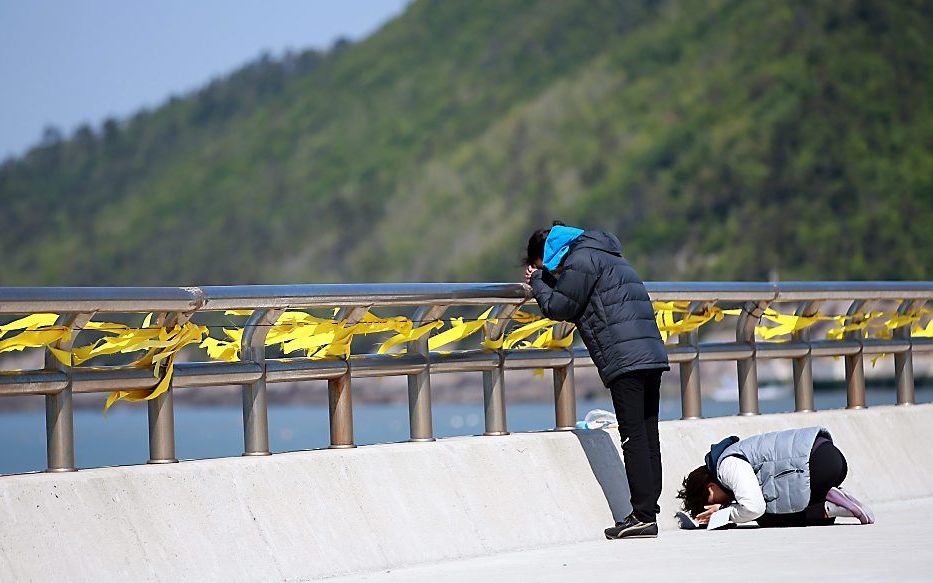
top-left (529, 230), bottom-right (669, 386)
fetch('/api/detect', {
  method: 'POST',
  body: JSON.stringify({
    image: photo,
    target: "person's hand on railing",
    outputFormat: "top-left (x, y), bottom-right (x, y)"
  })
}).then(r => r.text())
top-left (524, 265), bottom-right (539, 285)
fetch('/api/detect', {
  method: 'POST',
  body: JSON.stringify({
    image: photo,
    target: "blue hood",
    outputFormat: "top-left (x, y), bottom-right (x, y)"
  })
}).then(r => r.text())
top-left (543, 225), bottom-right (584, 271)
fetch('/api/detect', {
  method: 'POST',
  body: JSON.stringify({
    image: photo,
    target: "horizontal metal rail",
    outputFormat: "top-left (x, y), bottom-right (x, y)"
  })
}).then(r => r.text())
top-left (0, 286), bottom-right (203, 313)
top-left (0, 281), bottom-right (930, 473)
top-left (4, 281), bottom-right (932, 314)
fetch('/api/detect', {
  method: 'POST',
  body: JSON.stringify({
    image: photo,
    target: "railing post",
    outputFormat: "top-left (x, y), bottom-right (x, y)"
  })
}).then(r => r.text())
top-left (736, 300), bottom-right (769, 416)
top-left (240, 308), bottom-right (283, 456)
top-left (482, 304), bottom-right (519, 436)
top-left (45, 389), bottom-right (75, 472)
top-left (678, 328), bottom-right (702, 420)
top-left (552, 322), bottom-right (576, 430)
top-left (328, 372), bottom-right (354, 448)
top-left (148, 391), bottom-right (177, 464)
top-left (791, 301), bottom-right (821, 412)
top-left (844, 300), bottom-right (871, 410)
top-left (147, 310), bottom-right (201, 464)
top-left (328, 306), bottom-right (367, 449)
top-left (894, 299), bottom-right (923, 406)
top-left (148, 312), bottom-right (182, 464)
top-left (44, 313), bottom-right (92, 472)
top-left (482, 368), bottom-right (507, 436)
top-left (407, 305), bottom-right (447, 442)
top-left (678, 301), bottom-right (711, 420)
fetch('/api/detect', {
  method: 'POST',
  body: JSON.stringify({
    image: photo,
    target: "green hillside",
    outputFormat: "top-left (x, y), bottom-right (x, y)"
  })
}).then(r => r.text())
top-left (1, 0), bottom-right (930, 285)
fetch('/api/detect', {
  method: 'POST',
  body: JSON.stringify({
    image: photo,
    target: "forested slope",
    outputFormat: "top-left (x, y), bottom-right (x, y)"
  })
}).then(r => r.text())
top-left (1, 0), bottom-right (929, 285)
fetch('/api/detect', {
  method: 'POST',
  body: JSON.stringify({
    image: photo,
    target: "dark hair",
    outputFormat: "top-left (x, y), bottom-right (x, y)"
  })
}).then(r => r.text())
top-left (523, 220), bottom-right (566, 266)
top-left (677, 465), bottom-right (715, 518)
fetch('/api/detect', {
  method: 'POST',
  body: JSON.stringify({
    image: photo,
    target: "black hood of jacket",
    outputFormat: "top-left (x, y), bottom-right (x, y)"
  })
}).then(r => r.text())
top-left (569, 230), bottom-right (623, 258)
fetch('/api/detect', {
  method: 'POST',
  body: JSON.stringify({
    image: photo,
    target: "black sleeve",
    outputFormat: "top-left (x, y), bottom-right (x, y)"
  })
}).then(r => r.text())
top-left (529, 263), bottom-right (597, 322)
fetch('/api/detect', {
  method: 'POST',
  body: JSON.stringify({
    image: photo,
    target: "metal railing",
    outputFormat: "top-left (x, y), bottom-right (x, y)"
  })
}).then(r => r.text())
top-left (0, 281), bottom-right (930, 473)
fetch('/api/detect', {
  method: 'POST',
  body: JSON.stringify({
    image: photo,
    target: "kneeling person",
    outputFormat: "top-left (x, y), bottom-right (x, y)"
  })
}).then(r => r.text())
top-left (677, 426), bottom-right (874, 528)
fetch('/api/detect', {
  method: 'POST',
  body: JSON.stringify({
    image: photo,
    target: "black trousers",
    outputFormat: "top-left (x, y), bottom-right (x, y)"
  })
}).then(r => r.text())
top-left (755, 441), bottom-right (849, 528)
top-left (608, 369), bottom-right (664, 523)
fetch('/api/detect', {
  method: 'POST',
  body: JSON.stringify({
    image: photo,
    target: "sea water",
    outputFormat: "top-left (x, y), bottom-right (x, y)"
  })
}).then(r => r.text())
top-left (1, 387), bottom-right (930, 475)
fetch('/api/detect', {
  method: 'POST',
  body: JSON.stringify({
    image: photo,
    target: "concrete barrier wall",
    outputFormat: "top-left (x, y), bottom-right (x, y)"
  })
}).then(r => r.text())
top-left (2, 404), bottom-right (932, 582)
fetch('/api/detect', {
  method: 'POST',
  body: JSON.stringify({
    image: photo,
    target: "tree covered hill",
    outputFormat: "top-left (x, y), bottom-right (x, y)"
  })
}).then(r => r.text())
top-left (1, 0), bottom-right (930, 286)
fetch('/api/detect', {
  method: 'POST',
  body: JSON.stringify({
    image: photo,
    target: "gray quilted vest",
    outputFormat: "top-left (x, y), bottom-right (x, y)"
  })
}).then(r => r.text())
top-left (716, 426), bottom-right (832, 514)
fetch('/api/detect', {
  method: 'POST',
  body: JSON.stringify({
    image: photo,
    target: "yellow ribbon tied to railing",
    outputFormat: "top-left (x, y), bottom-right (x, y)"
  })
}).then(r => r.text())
top-left (502, 314), bottom-right (574, 349)
top-left (2, 303), bottom-right (929, 410)
top-left (203, 309), bottom-right (422, 361)
top-left (73, 316), bottom-right (161, 365)
top-left (0, 313), bottom-right (208, 409)
top-left (913, 316), bottom-right (933, 338)
top-left (868, 310), bottom-right (932, 340)
top-left (754, 309), bottom-right (827, 340)
top-left (377, 320), bottom-right (444, 354)
top-left (652, 302), bottom-right (742, 342)
top-left (103, 321), bottom-right (207, 410)
top-left (0, 313), bottom-right (72, 364)
top-left (428, 307), bottom-right (497, 351)
top-left (825, 312), bottom-right (885, 341)
top-left (375, 308), bottom-right (574, 353)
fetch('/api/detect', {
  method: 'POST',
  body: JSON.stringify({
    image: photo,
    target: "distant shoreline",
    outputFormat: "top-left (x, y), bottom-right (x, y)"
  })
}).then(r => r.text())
top-left (1, 373), bottom-right (929, 413)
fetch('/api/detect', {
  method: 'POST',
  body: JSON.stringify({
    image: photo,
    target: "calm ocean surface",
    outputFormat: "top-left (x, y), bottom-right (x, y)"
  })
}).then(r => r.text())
top-left (2, 387), bottom-right (930, 475)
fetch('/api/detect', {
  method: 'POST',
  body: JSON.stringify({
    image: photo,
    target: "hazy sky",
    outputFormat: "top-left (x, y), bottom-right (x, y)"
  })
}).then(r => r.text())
top-left (0, 1), bottom-right (410, 160)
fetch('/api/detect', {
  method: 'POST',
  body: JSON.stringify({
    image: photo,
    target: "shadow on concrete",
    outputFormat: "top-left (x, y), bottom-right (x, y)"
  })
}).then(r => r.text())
top-left (572, 429), bottom-right (632, 523)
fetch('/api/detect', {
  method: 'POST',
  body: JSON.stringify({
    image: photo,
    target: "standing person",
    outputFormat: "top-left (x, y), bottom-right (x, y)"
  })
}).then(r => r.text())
top-left (523, 221), bottom-right (670, 539)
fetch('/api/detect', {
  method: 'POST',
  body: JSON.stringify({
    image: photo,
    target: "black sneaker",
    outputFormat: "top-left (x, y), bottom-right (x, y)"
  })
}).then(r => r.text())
top-left (604, 513), bottom-right (658, 539)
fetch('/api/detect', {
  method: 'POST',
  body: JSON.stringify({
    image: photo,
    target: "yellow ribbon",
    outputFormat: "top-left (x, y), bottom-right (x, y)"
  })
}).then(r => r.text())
top-left (502, 318), bottom-right (558, 349)
top-left (201, 335), bottom-right (241, 361)
top-left (754, 309), bottom-right (827, 340)
top-left (652, 302), bottom-right (742, 341)
top-left (72, 322), bottom-right (161, 365)
top-left (103, 321), bottom-right (208, 410)
top-left (0, 313), bottom-right (60, 336)
top-left (377, 320), bottom-right (444, 354)
top-left (203, 310), bottom-right (422, 361)
top-left (913, 317), bottom-right (933, 338)
top-left (0, 327), bottom-right (72, 362)
top-left (428, 307), bottom-right (496, 351)
top-left (0, 313), bottom-right (72, 364)
top-left (868, 310), bottom-right (933, 365)
top-left (494, 312), bottom-right (576, 377)
top-left (3, 304), bottom-right (929, 408)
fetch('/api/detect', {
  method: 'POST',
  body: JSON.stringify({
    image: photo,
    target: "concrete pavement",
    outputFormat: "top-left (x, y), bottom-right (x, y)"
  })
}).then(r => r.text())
top-left (337, 498), bottom-right (933, 582)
